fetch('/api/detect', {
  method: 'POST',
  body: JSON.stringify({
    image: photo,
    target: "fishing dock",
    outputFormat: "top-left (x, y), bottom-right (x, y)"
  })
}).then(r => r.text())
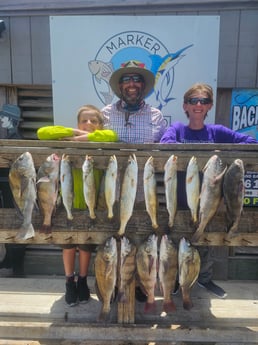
top-left (0, 140), bottom-right (257, 344)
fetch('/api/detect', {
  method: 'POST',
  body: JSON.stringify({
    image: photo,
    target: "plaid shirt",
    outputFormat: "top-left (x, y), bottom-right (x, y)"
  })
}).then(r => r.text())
top-left (102, 101), bottom-right (166, 143)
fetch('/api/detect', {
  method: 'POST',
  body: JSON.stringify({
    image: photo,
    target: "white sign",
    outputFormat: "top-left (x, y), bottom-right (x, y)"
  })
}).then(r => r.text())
top-left (50, 15), bottom-right (220, 128)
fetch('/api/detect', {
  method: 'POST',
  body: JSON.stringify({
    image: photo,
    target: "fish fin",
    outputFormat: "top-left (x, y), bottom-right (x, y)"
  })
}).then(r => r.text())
top-left (36, 176), bottom-right (51, 184)
top-left (16, 223), bottom-right (35, 240)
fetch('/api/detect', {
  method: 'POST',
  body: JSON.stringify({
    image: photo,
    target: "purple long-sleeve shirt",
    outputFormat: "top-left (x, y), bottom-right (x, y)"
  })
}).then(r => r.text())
top-left (160, 121), bottom-right (257, 144)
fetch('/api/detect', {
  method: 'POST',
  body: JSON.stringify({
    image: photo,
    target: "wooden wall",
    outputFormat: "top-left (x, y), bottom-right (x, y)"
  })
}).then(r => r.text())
top-left (0, 1), bottom-right (257, 138)
top-left (0, 2), bottom-right (258, 88)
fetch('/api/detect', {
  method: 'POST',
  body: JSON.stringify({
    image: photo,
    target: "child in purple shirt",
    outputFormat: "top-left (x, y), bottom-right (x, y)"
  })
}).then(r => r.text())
top-left (161, 83), bottom-right (257, 299)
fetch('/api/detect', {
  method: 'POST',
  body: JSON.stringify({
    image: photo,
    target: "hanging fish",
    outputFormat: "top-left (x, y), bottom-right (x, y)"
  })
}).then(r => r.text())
top-left (118, 154), bottom-right (138, 236)
top-left (164, 154), bottom-right (178, 228)
top-left (158, 234), bottom-right (178, 313)
top-left (104, 155), bottom-right (118, 219)
top-left (192, 155), bottom-right (227, 242)
top-left (95, 236), bottom-right (117, 322)
top-left (117, 236), bottom-right (136, 303)
top-left (143, 156), bottom-right (158, 230)
top-left (9, 151), bottom-right (37, 240)
top-left (136, 233), bottom-right (158, 314)
top-left (60, 153), bottom-right (74, 221)
top-left (37, 153), bottom-right (60, 234)
top-left (178, 237), bottom-right (200, 310)
top-left (223, 159), bottom-right (245, 238)
top-left (82, 155), bottom-right (96, 220)
top-left (186, 156), bottom-right (200, 226)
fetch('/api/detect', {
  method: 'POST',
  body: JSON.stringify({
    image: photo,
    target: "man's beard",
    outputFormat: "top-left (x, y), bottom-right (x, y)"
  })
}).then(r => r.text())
top-left (121, 89), bottom-right (143, 106)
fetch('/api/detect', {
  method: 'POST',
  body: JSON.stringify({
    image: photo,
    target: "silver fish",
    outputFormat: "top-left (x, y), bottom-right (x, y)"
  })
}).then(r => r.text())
top-left (158, 234), bottom-right (178, 313)
top-left (37, 153), bottom-right (60, 234)
top-left (82, 155), bottom-right (96, 220)
top-left (117, 236), bottom-right (136, 303)
top-left (164, 154), bottom-right (178, 228)
top-left (60, 153), bottom-right (74, 221)
top-left (95, 236), bottom-right (117, 322)
top-left (104, 155), bottom-right (118, 219)
top-left (178, 237), bottom-right (200, 310)
top-left (186, 156), bottom-right (200, 226)
top-left (136, 233), bottom-right (158, 314)
top-left (192, 154), bottom-right (227, 242)
top-left (223, 159), bottom-right (245, 238)
top-left (9, 152), bottom-right (37, 240)
top-left (144, 156), bottom-right (158, 229)
top-left (118, 154), bottom-right (138, 236)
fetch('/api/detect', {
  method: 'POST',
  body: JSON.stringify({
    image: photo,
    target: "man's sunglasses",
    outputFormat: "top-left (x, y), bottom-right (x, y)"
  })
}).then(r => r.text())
top-left (187, 97), bottom-right (212, 105)
top-left (119, 75), bottom-right (144, 84)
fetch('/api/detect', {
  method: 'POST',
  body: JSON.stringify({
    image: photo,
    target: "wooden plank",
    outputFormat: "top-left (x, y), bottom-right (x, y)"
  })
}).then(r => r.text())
top-left (0, 17), bottom-right (12, 84)
top-left (0, 208), bottom-right (257, 246)
top-left (10, 17), bottom-right (32, 84)
top-left (0, 277), bottom-right (257, 343)
top-left (1, 0), bottom-right (258, 12)
top-left (237, 10), bottom-right (258, 87)
top-left (217, 11), bottom-right (239, 88)
top-left (30, 16), bottom-right (52, 84)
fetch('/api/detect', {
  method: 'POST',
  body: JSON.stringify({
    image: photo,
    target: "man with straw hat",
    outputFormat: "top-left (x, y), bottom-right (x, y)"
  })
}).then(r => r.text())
top-left (102, 60), bottom-right (166, 143)
top-left (102, 61), bottom-right (166, 302)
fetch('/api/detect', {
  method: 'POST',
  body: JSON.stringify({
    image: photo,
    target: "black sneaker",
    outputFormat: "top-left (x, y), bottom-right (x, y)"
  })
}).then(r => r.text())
top-left (65, 279), bottom-right (78, 306)
top-left (172, 279), bottom-right (180, 295)
top-left (77, 276), bottom-right (90, 303)
top-left (135, 286), bottom-right (147, 302)
top-left (198, 280), bottom-right (227, 298)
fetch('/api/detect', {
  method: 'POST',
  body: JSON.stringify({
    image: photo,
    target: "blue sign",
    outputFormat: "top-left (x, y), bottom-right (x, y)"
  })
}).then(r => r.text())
top-left (231, 89), bottom-right (258, 140)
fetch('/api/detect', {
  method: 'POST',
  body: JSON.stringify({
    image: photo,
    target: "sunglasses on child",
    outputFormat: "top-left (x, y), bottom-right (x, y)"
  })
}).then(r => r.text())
top-left (187, 97), bottom-right (212, 105)
top-left (119, 75), bottom-right (144, 84)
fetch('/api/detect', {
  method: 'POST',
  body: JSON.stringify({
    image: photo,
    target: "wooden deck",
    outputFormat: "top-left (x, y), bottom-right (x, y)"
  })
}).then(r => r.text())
top-left (0, 276), bottom-right (257, 344)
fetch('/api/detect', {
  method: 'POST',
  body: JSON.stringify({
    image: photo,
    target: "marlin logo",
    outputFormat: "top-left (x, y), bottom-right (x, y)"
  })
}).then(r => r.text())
top-left (88, 31), bottom-right (193, 110)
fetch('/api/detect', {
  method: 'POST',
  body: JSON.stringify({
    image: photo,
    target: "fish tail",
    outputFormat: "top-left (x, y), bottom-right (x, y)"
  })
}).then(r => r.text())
top-left (163, 300), bottom-right (176, 313)
top-left (144, 301), bottom-right (157, 314)
top-left (16, 223), bottom-right (35, 240)
top-left (183, 299), bottom-right (193, 310)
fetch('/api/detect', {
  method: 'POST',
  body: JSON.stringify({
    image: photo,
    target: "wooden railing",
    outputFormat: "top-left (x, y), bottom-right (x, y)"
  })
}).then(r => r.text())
top-left (0, 140), bottom-right (258, 325)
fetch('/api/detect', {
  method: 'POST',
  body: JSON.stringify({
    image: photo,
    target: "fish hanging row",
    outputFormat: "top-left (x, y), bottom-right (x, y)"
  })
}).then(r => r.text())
top-left (94, 234), bottom-right (201, 322)
top-left (8, 151), bottom-right (244, 241)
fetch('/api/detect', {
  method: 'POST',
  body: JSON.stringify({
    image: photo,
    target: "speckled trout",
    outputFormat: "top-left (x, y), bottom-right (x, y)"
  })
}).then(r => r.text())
top-left (178, 237), bottom-right (200, 310)
top-left (143, 156), bottom-right (158, 230)
top-left (82, 155), bottom-right (96, 220)
top-left (118, 154), bottom-right (138, 236)
top-left (104, 155), bottom-right (118, 219)
top-left (164, 154), bottom-right (178, 228)
top-left (186, 156), bottom-right (200, 226)
top-left (60, 153), bottom-right (74, 221)
top-left (9, 151), bottom-right (37, 240)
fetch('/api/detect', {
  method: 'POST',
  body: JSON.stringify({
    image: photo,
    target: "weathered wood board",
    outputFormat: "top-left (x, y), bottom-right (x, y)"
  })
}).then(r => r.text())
top-left (0, 277), bottom-right (257, 344)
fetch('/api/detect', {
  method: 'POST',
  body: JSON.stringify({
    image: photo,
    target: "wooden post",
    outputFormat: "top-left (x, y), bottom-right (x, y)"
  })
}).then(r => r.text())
top-left (117, 277), bottom-right (135, 324)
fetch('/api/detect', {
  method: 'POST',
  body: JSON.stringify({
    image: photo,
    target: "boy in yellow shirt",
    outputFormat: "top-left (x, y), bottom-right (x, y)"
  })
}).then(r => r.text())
top-left (37, 104), bottom-right (118, 306)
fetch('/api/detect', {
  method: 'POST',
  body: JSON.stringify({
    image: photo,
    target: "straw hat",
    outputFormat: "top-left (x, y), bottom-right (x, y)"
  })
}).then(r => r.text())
top-left (109, 60), bottom-right (155, 98)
